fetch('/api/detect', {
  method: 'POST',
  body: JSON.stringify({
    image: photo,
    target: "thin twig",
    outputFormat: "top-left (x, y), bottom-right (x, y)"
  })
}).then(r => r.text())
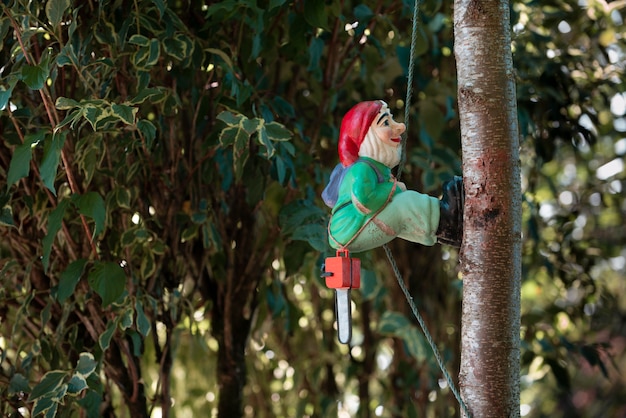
top-left (6, 7), bottom-right (99, 260)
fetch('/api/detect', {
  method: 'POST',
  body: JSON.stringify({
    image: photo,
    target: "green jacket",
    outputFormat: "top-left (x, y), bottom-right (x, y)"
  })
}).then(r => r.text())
top-left (328, 157), bottom-right (400, 247)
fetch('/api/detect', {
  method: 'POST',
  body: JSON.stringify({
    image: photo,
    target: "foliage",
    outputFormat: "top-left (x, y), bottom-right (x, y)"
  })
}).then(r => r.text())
top-left (0, 0), bottom-right (624, 417)
top-left (513, 1), bottom-right (626, 416)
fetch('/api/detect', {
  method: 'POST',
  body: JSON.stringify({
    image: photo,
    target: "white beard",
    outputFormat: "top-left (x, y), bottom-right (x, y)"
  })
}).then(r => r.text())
top-left (358, 129), bottom-right (401, 168)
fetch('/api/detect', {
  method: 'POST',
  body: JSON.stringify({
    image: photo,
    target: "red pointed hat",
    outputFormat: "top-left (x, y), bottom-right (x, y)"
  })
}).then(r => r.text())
top-left (338, 100), bottom-right (383, 166)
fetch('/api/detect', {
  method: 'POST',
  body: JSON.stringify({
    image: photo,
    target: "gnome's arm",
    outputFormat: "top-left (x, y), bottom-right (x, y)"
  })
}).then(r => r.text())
top-left (349, 161), bottom-right (398, 215)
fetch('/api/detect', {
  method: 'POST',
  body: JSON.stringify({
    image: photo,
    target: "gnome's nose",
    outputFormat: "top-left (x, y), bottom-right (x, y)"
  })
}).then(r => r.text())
top-left (393, 121), bottom-right (406, 136)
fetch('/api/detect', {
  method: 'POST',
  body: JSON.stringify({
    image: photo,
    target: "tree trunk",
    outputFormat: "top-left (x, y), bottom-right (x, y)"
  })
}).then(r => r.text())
top-left (104, 341), bottom-right (149, 418)
top-left (210, 186), bottom-right (266, 418)
top-left (212, 260), bottom-right (259, 418)
top-left (214, 309), bottom-right (252, 418)
top-left (453, 1), bottom-right (522, 417)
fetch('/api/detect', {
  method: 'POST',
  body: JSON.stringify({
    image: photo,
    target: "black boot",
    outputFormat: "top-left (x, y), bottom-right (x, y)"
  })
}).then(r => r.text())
top-left (436, 176), bottom-right (464, 247)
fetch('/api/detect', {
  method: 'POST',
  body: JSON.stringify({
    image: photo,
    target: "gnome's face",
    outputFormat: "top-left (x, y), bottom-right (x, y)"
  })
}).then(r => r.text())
top-left (358, 102), bottom-right (406, 168)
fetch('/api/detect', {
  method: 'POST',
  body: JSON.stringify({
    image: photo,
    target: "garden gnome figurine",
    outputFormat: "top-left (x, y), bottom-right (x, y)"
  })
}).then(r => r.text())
top-left (323, 100), bottom-right (464, 252)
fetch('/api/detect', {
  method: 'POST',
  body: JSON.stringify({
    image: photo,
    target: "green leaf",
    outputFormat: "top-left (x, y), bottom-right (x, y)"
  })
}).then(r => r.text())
top-left (130, 87), bottom-right (164, 104)
top-left (266, 282), bottom-right (286, 318)
top-left (269, 0), bottom-right (286, 9)
top-left (119, 307), bottom-right (133, 330)
top-left (204, 1), bottom-right (238, 17)
top-left (57, 258), bottom-right (87, 303)
top-left (291, 224), bottom-right (327, 252)
top-left (131, 48), bottom-right (148, 69)
top-left (99, 319), bottom-right (117, 350)
top-left (41, 299), bottom-right (52, 328)
top-left (111, 104), bottom-right (137, 125)
top-left (74, 192), bottom-right (106, 237)
top-left (0, 205), bottom-right (14, 227)
top-left (271, 96), bottom-right (295, 119)
top-left (67, 374), bottom-right (88, 395)
top-left (40, 131), bottom-right (67, 194)
top-left (146, 38), bottom-right (161, 66)
top-left (275, 156), bottom-right (286, 184)
top-left (242, 117), bottom-right (260, 134)
top-left (56, 43), bottom-right (77, 67)
top-left (402, 327), bottom-right (427, 362)
top-left (140, 252), bottom-right (156, 279)
top-left (132, 39), bottom-right (160, 69)
top-left (30, 371), bottom-right (67, 401)
top-left (308, 36), bottom-right (324, 72)
top-left (77, 389), bottom-right (102, 417)
top-left (265, 121), bottom-right (292, 141)
top-left (121, 228), bottom-right (138, 246)
top-left (163, 34), bottom-right (193, 61)
top-left (202, 222), bottom-right (221, 250)
top-left (8, 373), bottom-right (30, 395)
top-left (152, 240), bottom-right (166, 255)
top-left (21, 64), bottom-right (48, 90)
top-left (12, 290), bottom-right (34, 337)
top-left (75, 352), bottom-right (97, 377)
top-left (128, 34), bottom-right (150, 46)
top-left (0, 76), bottom-right (19, 110)
top-left (354, 4), bottom-right (374, 21)
top-left (303, 0), bottom-right (328, 29)
top-left (359, 268), bottom-right (384, 301)
top-left (181, 224), bottom-right (199, 242)
top-left (219, 124), bottom-right (248, 148)
top-left (56, 108), bottom-right (82, 130)
top-left (135, 299), bottom-right (151, 337)
top-left (378, 311), bottom-right (412, 334)
top-left (137, 119), bottom-right (157, 145)
top-left (206, 47), bottom-right (234, 70)
top-left (278, 200), bottom-right (326, 235)
top-left (46, 0), bottom-right (71, 28)
top-left (217, 111), bottom-right (244, 126)
top-left (42, 199), bottom-right (70, 272)
top-left (55, 97), bottom-right (80, 110)
top-left (153, 0), bottom-right (166, 17)
top-left (94, 20), bottom-right (119, 46)
top-left (256, 125), bottom-right (275, 158)
top-left (88, 261), bottom-right (126, 308)
top-left (249, 14), bottom-right (264, 60)
top-left (115, 187), bottom-right (131, 209)
top-left (82, 105), bottom-right (104, 131)
top-left (74, 133), bottom-right (103, 186)
top-left (233, 123), bottom-right (250, 182)
top-left (32, 396), bottom-right (58, 417)
top-left (7, 131), bottom-right (44, 189)
top-left (128, 329), bottom-right (142, 356)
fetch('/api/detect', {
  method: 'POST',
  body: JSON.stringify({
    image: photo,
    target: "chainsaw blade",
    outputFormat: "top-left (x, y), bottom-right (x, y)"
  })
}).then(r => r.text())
top-left (335, 288), bottom-right (352, 344)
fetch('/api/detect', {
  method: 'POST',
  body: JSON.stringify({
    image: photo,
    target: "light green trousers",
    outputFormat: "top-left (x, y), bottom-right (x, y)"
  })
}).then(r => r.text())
top-left (332, 190), bottom-right (440, 253)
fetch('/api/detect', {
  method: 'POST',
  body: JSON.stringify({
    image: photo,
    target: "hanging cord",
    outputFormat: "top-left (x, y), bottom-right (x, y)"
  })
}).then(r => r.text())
top-left (382, 245), bottom-right (471, 417)
top-left (383, 0), bottom-right (471, 416)
top-left (397, 0), bottom-right (421, 179)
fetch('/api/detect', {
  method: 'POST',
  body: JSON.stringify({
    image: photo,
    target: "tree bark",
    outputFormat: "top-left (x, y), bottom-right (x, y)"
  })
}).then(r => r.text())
top-left (453, 1), bottom-right (522, 417)
top-left (210, 185), bottom-right (265, 418)
top-left (104, 341), bottom-right (149, 418)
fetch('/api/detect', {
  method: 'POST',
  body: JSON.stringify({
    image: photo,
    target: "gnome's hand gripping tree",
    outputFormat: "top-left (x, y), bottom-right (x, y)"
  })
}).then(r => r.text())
top-left (323, 100), bottom-right (464, 252)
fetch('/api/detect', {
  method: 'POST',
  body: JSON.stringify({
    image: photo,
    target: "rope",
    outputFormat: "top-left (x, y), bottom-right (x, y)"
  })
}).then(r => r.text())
top-left (385, 1), bottom-right (471, 415)
top-left (398, 0), bottom-right (422, 179)
top-left (382, 245), bottom-right (471, 417)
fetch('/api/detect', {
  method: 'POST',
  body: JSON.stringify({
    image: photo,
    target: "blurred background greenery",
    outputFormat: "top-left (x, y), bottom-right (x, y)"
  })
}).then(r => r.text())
top-left (0, 0), bottom-right (624, 417)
